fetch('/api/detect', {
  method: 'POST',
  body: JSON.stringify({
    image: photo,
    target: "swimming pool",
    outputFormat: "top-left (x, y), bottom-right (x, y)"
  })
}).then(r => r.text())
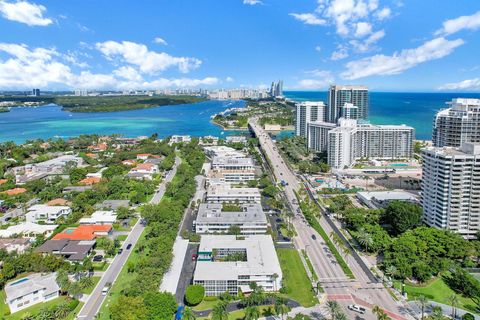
top-left (389, 163), bottom-right (408, 167)
top-left (10, 278), bottom-right (29, 286)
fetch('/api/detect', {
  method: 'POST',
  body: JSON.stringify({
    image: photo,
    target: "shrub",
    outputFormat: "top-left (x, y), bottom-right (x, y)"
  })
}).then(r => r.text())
top-left (462, 313), bottom-right (475, 320)
top-left (68, 299), bottom-right (80, 311)
top-left (185, 284), bottom-right (205, 306)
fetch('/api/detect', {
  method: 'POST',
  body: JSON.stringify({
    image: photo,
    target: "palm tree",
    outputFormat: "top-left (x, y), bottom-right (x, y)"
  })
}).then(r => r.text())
top-left (274, 296), bottom-right (289, 320)
top-left (54, 301), bottom-right (71, 319)
top-left (183, 307), bottom-right (196, 320)
top-left (316, 281), bottom-right (322, 294)
top-left (211, 301), bottom-right (229, 320)
top-left (244, 306), bottom-right (260, 320)
top-left (272, 273), bottom-right (279, 292)
top-left (373, 306), bottom-right (391, 320)
top-left (356, 228), bottom-right (373, 252)
top-left (67, 281), bottom-right (82, 299)
top-left (430, 306), bottom-right (444, 320)
top-left (79, 276), bottom-right (94, 290)
top-left (416, 295), bottom-right (429, 320)
top-left (385, 265), bottom-right (398, 285)
top-left (447, 294), bottom-right (459, 319)
top-left (335, 313), bottom-right (348, 320)
top-left (326, 300), bottom-right (341, 320)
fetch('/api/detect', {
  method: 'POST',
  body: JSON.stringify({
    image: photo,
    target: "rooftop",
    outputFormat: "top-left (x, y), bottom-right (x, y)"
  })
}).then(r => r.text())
top-left (0, 222), bottom-right (58, 237)
top-left (53, 224), bottom-right (112, 241)
top-left (5, 273), bottom-right (59, 302)
top-left (194, 235), bottom-right (281, 281)
top-left (196, 203), bottom-right (267, 224)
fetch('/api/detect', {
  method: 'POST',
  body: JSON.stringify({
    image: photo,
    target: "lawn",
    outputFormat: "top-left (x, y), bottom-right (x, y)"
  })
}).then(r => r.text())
top-left (81, 276), bottom-right (101, 295)
top-left (276, 248), bottom-right (318, 307)
top-left (96, 231), bottom-right (147, 320)
top-left (116, 234), bottom-right (128, 241)
top-left (192, 299), bottom-right (220, 311)
top-left (394, 276), bottom-right (478, 314)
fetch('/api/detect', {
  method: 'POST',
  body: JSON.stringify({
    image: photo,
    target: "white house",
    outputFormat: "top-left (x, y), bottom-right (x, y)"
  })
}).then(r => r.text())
top-left (5, 273), bottom-right (60, 313)
top-left (0, 222), bottom-right (58, 238)
top-left (79, 210), bottom-right (117, 225)
top-left (26, 205), bottom-right (72, 223)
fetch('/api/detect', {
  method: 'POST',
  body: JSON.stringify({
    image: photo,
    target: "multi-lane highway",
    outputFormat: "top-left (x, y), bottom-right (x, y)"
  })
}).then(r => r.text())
top-left (249, 118), bottom-right (411, 320)
top-left (77, 157), bottom-right (181, 320)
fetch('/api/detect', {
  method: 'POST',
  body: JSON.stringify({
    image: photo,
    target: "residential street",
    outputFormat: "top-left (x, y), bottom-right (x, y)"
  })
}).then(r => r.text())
top-left (76, 157), bottom-right (181, 320)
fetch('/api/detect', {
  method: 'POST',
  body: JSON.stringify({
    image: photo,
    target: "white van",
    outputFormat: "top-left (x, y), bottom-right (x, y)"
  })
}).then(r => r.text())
top-left (348, 304), bottom-right (366, 314)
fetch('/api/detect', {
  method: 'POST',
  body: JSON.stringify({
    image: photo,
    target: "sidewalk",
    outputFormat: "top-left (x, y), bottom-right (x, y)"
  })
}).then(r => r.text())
top-left (160, 237), bottom-right (189, 294)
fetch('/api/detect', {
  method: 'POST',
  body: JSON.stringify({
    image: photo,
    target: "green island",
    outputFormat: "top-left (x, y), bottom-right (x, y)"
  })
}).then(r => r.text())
top-left (0, 95), bottom-right (205, 113)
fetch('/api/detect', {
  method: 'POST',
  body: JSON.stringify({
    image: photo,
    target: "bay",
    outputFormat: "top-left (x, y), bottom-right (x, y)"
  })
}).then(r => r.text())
top-left (284, 91), bottom-right (480, 140)
top-left (0, 99), bottom-right (246, 143)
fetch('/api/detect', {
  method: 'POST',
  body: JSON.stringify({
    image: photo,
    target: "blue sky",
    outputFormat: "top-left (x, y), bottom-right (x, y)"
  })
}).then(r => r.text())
top-left (0, 0), bottom-right (479, 92)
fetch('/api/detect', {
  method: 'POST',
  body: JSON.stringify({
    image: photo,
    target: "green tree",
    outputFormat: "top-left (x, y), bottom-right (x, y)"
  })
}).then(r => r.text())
top-left (244, 306), bottom-right (260, 320)
top-left (447, 294), bottom-right (459, 319)
top-left (185, 284), bottom-right (205, 306)
top-left (183, 307), bottom-right (196, 320)
top-left (416, 295), bottom-right (429, 320)
top-left (211, 301), bottom-right (229, 320)
top-left (227, 225), bottom-right (241, 235)
top-left (385, 201), bottom-right (422, 235)
top-left (110, 295), bottom-right (147, 320)
top-left (54, 300), bottom-right (71, 319)
top-left (356, 228), bottom-right (373, 253)
top-left (326, 300), bottom-right (341, 320)
top-left (143, 292), bottom-right (177, 320)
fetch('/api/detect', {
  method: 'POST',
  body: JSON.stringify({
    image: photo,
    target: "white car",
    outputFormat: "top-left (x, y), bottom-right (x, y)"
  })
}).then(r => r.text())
top-left (348, 304), bottom-right (366, 314)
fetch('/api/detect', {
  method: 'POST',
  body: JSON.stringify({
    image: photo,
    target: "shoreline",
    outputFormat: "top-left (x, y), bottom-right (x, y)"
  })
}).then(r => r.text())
top-left (209, 120), bottom-right (248, 131)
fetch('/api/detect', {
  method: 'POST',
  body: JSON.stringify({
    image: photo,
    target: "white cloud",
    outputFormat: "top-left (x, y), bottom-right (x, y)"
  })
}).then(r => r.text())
top-left (297, 69), bottom-right (334, 89)
top-left (315, 45), bottom-right (322, 52)
top-left (349, 29), bottom-right (384, 52)
top-left (331, 47), bottom-right (349, 60)
top-left (0, 43), bottom-right (218, 90)
top-left (154, 37), bottom-right (168, 45)
top-left (438, 78), bottom-right (480, 91)
top-left (354, 22), bottom-right (372, 37)
top-left (0, 0), bottom-right (52, 26)
top-left (376, 7), bottom-right (391, 20)
top-left (341, 37), bottom-right (464, 79)
top-left (225, 76), bottom-right (234, 82)
top-left (435, 10), bottom-right (480, 36)
top-left (289, 13), bottom-right (326, 26)
top-left (243, 0), bottom-right (262, 5)
top-left (95, 40), bottom-right (201, 74)
top-left (316, 0), bottom-right (385, 36)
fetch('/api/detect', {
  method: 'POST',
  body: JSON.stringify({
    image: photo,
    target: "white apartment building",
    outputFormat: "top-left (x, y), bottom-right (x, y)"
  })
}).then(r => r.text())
top-left (11, 155), bottom-right (84, 184)
top-left (5, 273), bottom-right (60, 313)
top-left (193, 235), bottom-right (282, 296)
top-left (327, 85), bottom-right (369, 123)
top-left (169, 135), bottom-right (191, 145)
top-left (307, 121), bottom-right (337, 152)
top-left (421, 143), bottom-right (480, 238)
top-left (26, 205), bottom-right (72, 224)
top-left (295, 101), bottom-right (325, 137)
top-left (204, 146), bottom-right (245, 159)
top-left (195, 203), bottom-right (268, 235)
top-left (327, 118), bottom-right (414, 169)
top-left (226, 136), bottom-right (247, 144)
top-left (433, 98), bottom-right (480, 147)
top-left (206, 185), bottom-right (261, 204)
top-left (208, 169), bottom-right (256, 183)
top-left (211, 157), bottom-right (254, 171)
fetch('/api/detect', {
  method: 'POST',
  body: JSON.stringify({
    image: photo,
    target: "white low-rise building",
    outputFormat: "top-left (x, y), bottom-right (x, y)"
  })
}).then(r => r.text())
top-left (212, 157), bottom-right (255, 171)
top-left (79, 210), bottom-right (117, 225)
top-left (0, 222), bottom-right (58, 238)
top-left (226, 136), bottom-right (247, 144)
top-left (5, 273), bottom-right (60, 313)
top-left (169, 135), bottom-right (191, 145)
top-left (204, 146), bottom-right (245, 159)
top-left (195, 203), bottom-right (267, 235)
top-left (206, 185), bottom-right (261, 204)
top-left (193, 235), bottom-right (282, 296)
top-left (26, 205), bottom-right (72, 223)
top-left (357, 191), bottom-right (418, 209)
top-left (208, 169), bottom-right (256, 183)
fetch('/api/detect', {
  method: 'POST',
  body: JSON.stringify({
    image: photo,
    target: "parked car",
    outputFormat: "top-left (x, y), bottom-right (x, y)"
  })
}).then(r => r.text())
top-left (348, 305), bottom-right (366, 314)
top-left (126, 243), bottom-right (132, 250)
top-left (93, 255), bottom-right (103, 262)
top-left (118, 248), bottom-right (123, 254)
top-left (311, 234), bottom-right (317, 240)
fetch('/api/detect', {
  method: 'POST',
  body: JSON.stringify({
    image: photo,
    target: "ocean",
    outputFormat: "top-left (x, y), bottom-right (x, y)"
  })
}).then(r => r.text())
top-left (0, 100), bottom-right (246, 143)
top-left (283, 91), bottom-right (480, 140)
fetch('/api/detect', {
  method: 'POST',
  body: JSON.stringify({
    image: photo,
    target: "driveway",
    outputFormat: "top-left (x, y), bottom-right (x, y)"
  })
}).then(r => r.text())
top-left (175, 243), bottom-right (199, 304)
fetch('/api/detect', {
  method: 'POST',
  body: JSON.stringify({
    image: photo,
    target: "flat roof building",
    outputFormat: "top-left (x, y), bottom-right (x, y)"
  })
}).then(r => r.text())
top-left (79, 210), bottom-right (117, 225)
top-left (193, 235), bottom-right (282, 296)
top-left (295, 101), bottom-right (325, 137)
top-left (0, 222), bottom-right (58, 238)
top-left (357, 191), bottom-right (418, 209)
top-left (195, 203), bottom-right (268, 235)
top-left (211, 157), bottom-right (254, 171)
top-left (422, 142), bottom-right (480, 238)
top-left (26, 205), bottom-right (71, 224)
top-left (206, 185), bottom-right (261, 204)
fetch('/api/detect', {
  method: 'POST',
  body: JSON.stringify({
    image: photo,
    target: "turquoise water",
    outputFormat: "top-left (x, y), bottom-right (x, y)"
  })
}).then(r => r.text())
top-left (390, 163), bottom-right (409, 167)
top-left (10, 278), bottom-right (29, 286)
top-left (284, 91), bottom-right (480, 140)
top-left (0, 100), bottom-right (246, 143)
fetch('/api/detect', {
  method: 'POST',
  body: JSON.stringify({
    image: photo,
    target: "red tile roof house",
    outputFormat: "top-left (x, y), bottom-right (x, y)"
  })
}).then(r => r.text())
top-left (87, 143), bottom-right (108, 153)
top-left (1, 188), bottom-right (27, 196)
top-left (79, 177), bottom-right (101, 186)
top-left (122, 159), bottom-right (137, 166)
top-left (52, 225), bottom-right (113, 241)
